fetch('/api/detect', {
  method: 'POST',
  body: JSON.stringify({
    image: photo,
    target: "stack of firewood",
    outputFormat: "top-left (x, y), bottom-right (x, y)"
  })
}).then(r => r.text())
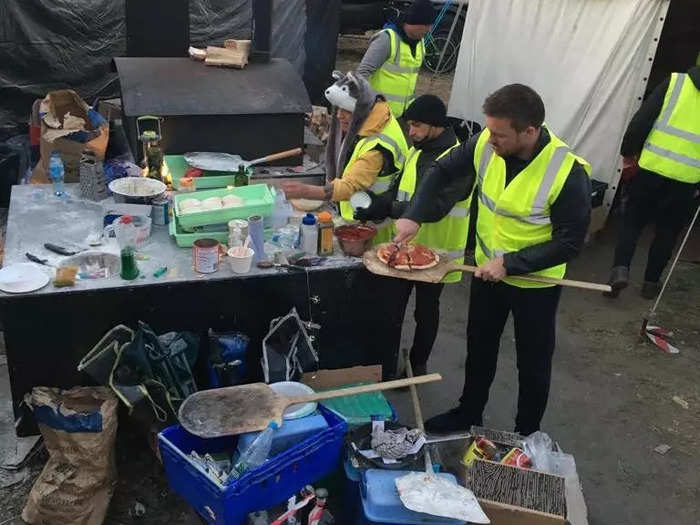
top-left (189, 40), bottom-right (251, 69)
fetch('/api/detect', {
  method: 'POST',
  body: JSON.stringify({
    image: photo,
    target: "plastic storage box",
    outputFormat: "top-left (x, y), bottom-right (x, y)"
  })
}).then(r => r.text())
top-left (165, 155), bottom-right (238, 190)
top-left (173, 184), bottom-right (275, 228)
top-left (237, 412), bottom-right (329, 457)
top-left (359, 469), bottom-right (467, 525)
top-left (159, 405), bottom-right (346, 525)
top-left (319, 383), bottom-right (397, 427)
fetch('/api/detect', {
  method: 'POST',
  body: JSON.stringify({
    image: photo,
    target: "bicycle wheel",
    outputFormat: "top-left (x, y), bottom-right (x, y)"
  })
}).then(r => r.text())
top-left (424, 31), bottom-right (460, 74)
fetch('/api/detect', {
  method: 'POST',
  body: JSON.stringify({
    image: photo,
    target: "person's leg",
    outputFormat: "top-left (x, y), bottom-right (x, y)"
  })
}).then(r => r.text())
top-left (425, 277), bottom-right (510, 434)
top-left (607, 171), bottom-right (660, 294)
top-left (643, 179), bottom-right (697, 289)
top-left (511, 285), bottom-right (562, 435)
top-left (409, 281), bottom-right (445, 373)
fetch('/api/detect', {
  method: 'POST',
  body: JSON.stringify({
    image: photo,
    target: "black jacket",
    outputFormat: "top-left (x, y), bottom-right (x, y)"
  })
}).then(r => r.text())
top-left (403, 127), bottom-right (592, 276)
top-left (621, 66), bottom-right (700, 157)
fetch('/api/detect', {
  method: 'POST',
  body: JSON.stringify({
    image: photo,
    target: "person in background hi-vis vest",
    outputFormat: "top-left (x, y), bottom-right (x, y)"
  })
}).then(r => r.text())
top-left (605, 64), bottom-right (700, 300)
top-left (354, 95), bottom-right (470, 377)
top-left (356, 0), bottom-right (434, 118)
top-left (283, 72), bottom-right (409, 245)
top-left (394, 84), bottom-right (592, 435)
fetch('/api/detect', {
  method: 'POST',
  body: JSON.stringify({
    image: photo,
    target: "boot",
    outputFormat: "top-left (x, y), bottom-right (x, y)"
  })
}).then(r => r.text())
top-left (641, 281), bottom-right (661, 300)
top-left (603, 266), bottom-right (629, 298)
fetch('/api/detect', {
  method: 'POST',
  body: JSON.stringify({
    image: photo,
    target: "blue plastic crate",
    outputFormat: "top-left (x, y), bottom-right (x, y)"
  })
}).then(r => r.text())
top-left (159, 405), bottom-right (347, 525)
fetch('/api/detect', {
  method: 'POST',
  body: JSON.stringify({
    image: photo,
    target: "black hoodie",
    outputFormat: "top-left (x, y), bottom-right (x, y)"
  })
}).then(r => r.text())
top-left (621, 66), bottom-right (700, 157)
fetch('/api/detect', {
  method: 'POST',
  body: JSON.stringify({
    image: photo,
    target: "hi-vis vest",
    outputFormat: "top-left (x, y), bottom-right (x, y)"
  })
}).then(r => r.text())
top-left (473, 127), bottom-right (591, 288)
top-left (638, 73), bottom-right (700, 183)
top-left (397, 142), bottom-right (471, 283)
top-left (369, 29), bottom-right (425, 117)
top-left (339, 113), bottom-right (409, 244)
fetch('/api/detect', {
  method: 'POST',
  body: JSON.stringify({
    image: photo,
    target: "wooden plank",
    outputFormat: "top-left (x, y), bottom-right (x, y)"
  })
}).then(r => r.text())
top-left (301, 365), bottom-right (382, 390)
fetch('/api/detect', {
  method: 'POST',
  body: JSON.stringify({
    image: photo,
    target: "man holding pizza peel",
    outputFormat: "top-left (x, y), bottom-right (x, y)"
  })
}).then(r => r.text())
top-left (394, 84), bottom-right (592, 435)
top-left (354, 94), bottom-right (471, 378)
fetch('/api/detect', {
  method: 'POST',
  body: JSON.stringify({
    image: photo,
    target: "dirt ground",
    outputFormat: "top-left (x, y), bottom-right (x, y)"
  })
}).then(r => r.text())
top-left (1, 39), bottom-right (700, 525)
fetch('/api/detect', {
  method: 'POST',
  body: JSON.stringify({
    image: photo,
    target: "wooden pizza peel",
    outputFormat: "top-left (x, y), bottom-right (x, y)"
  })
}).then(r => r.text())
top-left (363, 246), bottom-right (612, 292)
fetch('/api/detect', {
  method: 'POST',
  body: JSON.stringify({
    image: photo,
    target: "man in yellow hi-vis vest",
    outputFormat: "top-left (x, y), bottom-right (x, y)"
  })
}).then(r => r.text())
top-left (356, 0), bottom-right (434, 118)
top-left (606, 65), bottom-right (700, 300)
top-left (354, 95), bottom-right (469, 377)
top-left (394, 85), bottom-right (592, 435)
top-left (283, 73), bottom-right (408, 245)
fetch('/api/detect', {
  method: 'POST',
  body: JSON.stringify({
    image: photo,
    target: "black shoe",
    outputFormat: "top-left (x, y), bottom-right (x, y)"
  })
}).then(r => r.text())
top-left (641, 281), bottom-right (661, 300)
top-left (425, 406), bottom-right (473, 435)
top-left (603, 266), bottom-right (629, 298)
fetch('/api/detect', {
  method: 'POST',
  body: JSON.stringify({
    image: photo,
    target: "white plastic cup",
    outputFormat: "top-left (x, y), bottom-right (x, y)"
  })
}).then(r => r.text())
top-left (227, 247), bottom-right (255, 274)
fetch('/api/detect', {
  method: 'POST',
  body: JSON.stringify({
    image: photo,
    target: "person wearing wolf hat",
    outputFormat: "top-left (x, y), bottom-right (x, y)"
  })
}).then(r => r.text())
top-left (283, 72), bottom-right (409, 244)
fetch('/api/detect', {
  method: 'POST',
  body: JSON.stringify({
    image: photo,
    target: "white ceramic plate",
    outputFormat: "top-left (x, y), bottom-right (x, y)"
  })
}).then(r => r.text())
top-left (269, 381), bottom-right (317, 420)
top-left (0, 263), bottom-right (50, 294)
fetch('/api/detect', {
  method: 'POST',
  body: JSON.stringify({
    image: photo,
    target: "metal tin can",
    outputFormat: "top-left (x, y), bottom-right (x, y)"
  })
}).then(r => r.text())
top-left (501, 448), bottom-right (532, 469)
top-left (193, 238), bottom-right (220, 273)
top-left (462, 437), bottom-right (498, 467)
top-left (152, 197), bottom-right (170, 225)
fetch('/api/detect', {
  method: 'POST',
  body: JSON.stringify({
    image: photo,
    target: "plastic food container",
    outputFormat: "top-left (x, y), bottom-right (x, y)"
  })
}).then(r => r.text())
top-left (334, 224), bottom-right (377, 256)
top-left (227, 247), bottom-right (254, 274)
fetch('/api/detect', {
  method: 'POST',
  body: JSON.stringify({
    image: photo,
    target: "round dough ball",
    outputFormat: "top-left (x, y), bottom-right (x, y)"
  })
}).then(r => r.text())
top-left (180, 198), bottom-right (201, 213)
top-left (222, 194), bottom-right (244, 207)
top-left (201, 197), bottom-right (223, 210)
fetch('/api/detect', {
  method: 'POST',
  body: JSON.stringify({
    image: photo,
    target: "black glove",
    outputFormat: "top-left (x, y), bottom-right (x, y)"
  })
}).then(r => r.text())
top-left (353, 191), bottom-right (392, 221)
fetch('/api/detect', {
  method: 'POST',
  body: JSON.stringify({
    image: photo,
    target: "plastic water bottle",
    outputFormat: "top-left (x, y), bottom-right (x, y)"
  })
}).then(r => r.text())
top-left (300, 213), bottom-right (318, 255)
top-left (49, 152), bottom-right (65, 197)
top-left (230, 422), bottom-right (277, 478)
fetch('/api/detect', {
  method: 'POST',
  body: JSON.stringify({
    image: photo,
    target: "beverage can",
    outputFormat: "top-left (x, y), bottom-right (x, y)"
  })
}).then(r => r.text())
top-left (151, 197), bottom-right (169, 225)
top-left (193, 238), bottom-right (220, 273)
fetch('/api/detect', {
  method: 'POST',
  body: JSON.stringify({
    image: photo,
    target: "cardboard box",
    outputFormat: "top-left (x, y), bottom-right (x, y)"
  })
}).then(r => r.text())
top-left (458, 426), bottom-right (588, 525)
top-left (31, 90), bottom-right (109, 184)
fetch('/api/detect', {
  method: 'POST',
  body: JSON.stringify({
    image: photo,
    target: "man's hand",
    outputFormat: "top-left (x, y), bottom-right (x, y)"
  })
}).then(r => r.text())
top-left (474, 256), bottom-right (506, 282)
top-left (394, 218), bottom-right (419, 244)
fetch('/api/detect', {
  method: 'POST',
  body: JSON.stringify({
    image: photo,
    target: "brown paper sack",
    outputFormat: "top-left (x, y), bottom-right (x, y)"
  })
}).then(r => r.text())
top-left (22, 387), bottom-right (119, 525)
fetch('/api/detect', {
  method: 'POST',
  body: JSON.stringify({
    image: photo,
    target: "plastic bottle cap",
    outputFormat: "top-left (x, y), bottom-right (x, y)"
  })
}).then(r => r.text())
top-left (318, 211), bottom-right (332, 223)
top-left (121, 215), bottom-right (133, 224)
top-left (302, 213), bottom-right (317, 225)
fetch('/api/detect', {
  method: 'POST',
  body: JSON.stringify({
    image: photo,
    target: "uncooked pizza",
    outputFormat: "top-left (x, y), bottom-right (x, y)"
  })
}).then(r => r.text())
top-left (376, 243), bottom-right (439, 271)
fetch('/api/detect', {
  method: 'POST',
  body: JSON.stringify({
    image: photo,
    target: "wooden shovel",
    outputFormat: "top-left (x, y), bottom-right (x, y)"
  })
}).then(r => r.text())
top-left (178, 373), bottom-right (442, 438)
top-left (363, 248), bottom-right (612, 292)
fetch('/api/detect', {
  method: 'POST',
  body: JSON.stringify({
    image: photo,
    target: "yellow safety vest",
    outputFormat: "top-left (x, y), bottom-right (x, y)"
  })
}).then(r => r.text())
top-left (339, 114), bottom-right (409, 244)
top-left (369, 29), bottom-right (425, 117)
top-left (397, 142), bottom-right (471, 283)
top-left (473, 127), bottom-right (591, 288)
top-left (638, 73), bottom-right (700, 183)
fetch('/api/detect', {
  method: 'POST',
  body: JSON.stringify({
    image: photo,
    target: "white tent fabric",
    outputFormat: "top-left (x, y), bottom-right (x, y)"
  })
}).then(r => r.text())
top-left (448, 0), bottom-right (668, 230)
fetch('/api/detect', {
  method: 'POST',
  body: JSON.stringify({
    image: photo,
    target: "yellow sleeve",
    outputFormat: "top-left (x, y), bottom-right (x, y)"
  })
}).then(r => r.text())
top-left (331, 150), bottom-right (383, 202)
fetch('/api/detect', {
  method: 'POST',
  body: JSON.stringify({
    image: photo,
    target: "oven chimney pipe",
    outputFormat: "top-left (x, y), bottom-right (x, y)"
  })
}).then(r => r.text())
top-left (250, 0), bottom-right (272, 63)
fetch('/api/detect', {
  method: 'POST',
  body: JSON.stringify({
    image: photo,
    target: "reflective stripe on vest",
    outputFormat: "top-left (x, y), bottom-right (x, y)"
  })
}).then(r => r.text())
top-left (638, 73), bottom-right (700, 183)
top-left (397, 141), bottom-right (470, 283)
top-left (473, 127), bottom-right (591, 288)
top-left (369, 29), bottom-right (424, 117)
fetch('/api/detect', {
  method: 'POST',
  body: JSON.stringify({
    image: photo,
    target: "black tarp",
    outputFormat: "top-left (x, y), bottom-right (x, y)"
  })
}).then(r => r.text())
top-left (0, 0), bottom-right (338, 129)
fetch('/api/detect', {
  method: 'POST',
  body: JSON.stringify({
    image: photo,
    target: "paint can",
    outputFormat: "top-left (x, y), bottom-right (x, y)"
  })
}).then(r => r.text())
top-left (152, 196), bottom-right (170, 225)
top-left (462, 437), bottom-right (498, 467)
top-left (193, 238), bottom-right (220, 273)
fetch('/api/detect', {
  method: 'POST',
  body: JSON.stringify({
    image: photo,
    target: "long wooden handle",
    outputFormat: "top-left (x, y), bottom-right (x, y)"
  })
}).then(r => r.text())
top-left (264, 147), bottom-right (303, 163)
top-left (287, 373), bottom-right (442, 405)
top-left (450, 263), bottom-right (612, 292)
top-left (405, 352), bottom-right (433, 474)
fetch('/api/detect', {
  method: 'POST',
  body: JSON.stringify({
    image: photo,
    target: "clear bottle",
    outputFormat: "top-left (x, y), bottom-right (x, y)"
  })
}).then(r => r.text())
top-left (300, 213), bottom-right (318, 255)
top-left (49, 151), bottom-right (65, 197)
top-left (228, 226), bottom-right (243, 249)
top-left (230, 422), bottom-right (277, 478)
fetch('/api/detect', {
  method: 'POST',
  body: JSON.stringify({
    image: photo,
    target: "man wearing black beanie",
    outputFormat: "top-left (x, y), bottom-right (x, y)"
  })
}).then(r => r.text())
top-left (355, 94), bottom-right (470, 377)
top-left (357, 0), bottom-right (435, 118)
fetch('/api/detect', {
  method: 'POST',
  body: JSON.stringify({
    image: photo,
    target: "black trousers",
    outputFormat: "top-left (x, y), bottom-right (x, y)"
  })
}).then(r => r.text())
top-left (459, 276), bottom-right (562, 435)
top-left (613, 169), bottom-right (696, 282)
top-left (395, 281), bottom-right (446, 370)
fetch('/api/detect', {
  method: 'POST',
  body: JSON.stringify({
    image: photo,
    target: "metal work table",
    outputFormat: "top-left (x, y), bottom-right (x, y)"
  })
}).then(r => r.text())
top-left (1, 185), bottom-right (369, 435)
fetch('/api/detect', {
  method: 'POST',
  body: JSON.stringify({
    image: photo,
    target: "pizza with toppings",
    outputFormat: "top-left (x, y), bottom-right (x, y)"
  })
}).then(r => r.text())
top-left (376, 243), bottom-right (440, 271)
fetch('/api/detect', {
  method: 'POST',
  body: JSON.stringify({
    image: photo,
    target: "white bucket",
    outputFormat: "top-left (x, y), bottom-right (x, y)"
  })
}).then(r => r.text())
top-left (227, 247), bottom-right (254, 274)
